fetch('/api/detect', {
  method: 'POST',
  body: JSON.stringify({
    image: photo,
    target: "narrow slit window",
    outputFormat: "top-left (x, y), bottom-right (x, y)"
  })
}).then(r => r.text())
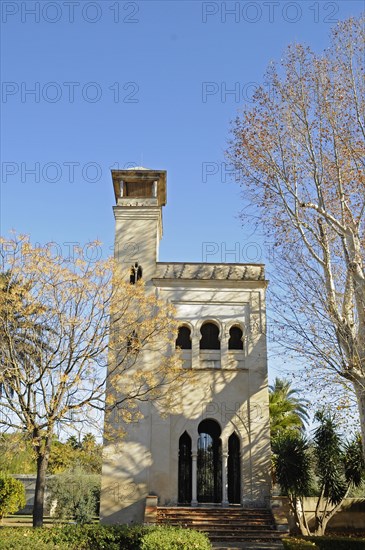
top-left (130, 263), bottom-right (142, 284)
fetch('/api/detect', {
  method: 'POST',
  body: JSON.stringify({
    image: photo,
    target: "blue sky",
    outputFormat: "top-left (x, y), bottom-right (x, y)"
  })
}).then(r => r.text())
top-left (1, 0), bottom-right (364, 391)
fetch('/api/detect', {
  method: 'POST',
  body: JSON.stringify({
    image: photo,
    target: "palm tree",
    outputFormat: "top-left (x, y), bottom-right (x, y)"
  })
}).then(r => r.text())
top-left (67, 435), bottom-right (81, 450)
top-left (269, 378), bottom-right (310, 440)
top-left (272, 412), bottom-right (364, 536)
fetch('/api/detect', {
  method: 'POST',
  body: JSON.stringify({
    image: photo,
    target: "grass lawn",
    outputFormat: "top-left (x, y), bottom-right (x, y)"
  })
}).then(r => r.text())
top-left (1, 515), bottom-right (99, 527)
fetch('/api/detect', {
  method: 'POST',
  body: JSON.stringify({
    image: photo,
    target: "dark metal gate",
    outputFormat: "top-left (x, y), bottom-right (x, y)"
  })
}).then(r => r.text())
top-left (197, 420), bottom-right (222, 503)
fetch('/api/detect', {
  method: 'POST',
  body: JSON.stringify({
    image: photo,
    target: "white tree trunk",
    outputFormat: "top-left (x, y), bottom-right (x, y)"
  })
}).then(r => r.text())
top-left (354, 380), bottom-right (365, 459)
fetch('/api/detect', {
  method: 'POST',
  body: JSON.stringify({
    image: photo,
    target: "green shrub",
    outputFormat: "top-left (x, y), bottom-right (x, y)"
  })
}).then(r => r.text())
top-left (0, 524), bottom-right (212, 550)
top-left (0, 524), bottom-right (148, 550)
top-left (283, 537), bottom-right (365, 550)
top-left (46, 468), bottom-right (100, 524)
top-left (140, 525), bottom-right (212, 550)
top-left (308, 537), bottom-right (365, 550)
top-left (64, 524), bottom-right (144, 550)
top-left (283, 538), bottom-right (317, 549)
top-left (0, 528), bottom-right (69, 550)
top-left (0, 473), bottom-right (26, 520)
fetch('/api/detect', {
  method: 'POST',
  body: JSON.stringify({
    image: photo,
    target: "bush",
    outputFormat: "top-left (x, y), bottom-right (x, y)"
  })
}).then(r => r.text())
top-left (140, 525), bottom-right (212, 550)
top-left (46, 468), bottom-right (100, 524)
top-left (283, 537), bottom-right (365, 550)
top-left (0, 524), bottom-right (212, 550)
top-left (0, 473), bottom-right (26, 520)
top-left (0, 528), bottom-right (68, 550)
top-left (64, 524), bottom-right (146, 549)
top-left (0, 525), bottom-right (119, 550)
top-left (308, 537), bottom-right (365, 550)
top-left (283, 538), bottom-right (317, 549)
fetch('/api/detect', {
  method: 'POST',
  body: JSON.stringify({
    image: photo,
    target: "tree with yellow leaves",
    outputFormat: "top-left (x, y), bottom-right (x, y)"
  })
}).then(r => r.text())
top-left (227, 15), bottom-right (365, 456)
top-left (0, 234), bottom-right (182, 527)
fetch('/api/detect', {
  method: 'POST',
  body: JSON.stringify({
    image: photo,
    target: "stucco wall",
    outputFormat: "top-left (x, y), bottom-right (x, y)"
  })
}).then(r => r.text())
top-left (100, 281), bottom-right (271, 524)
top-left (273, 496), bottom-right (365, 533)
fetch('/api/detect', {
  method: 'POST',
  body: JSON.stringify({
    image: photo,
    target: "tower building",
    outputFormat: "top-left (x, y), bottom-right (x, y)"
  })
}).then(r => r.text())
top-left (100, 167), bottom-right (271, 523)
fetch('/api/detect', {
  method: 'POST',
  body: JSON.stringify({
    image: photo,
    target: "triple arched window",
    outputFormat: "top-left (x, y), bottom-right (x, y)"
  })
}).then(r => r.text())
top-left (175, 322), bottom-right (244, 352)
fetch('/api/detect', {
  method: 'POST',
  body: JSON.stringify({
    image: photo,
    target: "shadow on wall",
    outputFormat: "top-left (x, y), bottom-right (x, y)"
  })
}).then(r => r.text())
top-left (101, 362), bottom-right (271, 524)
top-left (100, 283), bottom-right (270, 524)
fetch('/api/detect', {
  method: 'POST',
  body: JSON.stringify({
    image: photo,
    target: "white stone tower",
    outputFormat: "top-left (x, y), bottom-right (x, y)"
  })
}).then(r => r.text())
top-left (112, 168), bottom-right (166, 281)
top-left (100, 167), bottom-right (271, 524)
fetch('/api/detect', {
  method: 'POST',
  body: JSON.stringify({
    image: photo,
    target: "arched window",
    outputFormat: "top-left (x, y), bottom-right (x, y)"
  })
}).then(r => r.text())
top-left (130, 263), bottom-right (143, 284)
top-left (200, 322), bottom-right (220, 350)
top-left (178, 432), bottom-right (192, 504)
top-left (176, 326), bottom-right (192, 349)
top-left (228, 432), bottom-right (241, 504)
top-left (228, 326), bottom-right (243, 350)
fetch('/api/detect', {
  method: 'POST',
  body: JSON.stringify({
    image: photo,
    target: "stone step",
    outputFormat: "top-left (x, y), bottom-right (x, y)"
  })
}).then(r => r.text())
top-left (161, 523), bottom-right (276, 533)
top-left (212, 543), bottom-right (284, 549)
top-left (158, 519), bottom-right (274, 526)
top-left (157, 506), bottom-right (282, 546)
top-left (159, 517), bottom-right (274, 523)
top-left (157, 510), bottom-right (273, 520)
top-left (158, 513), bottom-right (274, 519)
top-left (158, 511), bottom-right (273, 519)
top-left (160, 522), bottom-right (274, 529)
top-left (158, 510), bottom-right (271, 518)
top-left (208, 533), bottom-right (281, 540)
top-left (157, 506), bottom-right (271, 515)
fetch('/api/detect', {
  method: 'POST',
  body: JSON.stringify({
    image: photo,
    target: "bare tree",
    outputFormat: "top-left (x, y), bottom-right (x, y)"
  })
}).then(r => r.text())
top-left (0, 234), bottom-right (182, 527)
top-left (227, 15), bottom-right (365, 454)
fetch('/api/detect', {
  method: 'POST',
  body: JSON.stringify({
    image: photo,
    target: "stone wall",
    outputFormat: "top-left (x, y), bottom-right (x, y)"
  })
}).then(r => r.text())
top-left (272, 496), bottom-right (365, 533)
top-left (12, 475), bottom-right (52, 515)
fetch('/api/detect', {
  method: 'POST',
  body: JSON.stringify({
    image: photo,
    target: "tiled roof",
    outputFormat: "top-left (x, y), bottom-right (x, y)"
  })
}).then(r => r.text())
top-left (155, 263), bottom-right (265, 281)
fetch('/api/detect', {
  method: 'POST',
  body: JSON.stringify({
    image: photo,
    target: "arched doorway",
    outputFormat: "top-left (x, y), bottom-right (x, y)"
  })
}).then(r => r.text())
top-left (228, 432), bottom-right (241, 504)
top-left (197, 419), bottom-right (222, 503)
top-left (178, 432), bottom-right (192, 504)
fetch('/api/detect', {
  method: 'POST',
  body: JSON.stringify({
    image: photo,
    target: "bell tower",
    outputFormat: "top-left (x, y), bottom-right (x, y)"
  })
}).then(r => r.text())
top-left (112, 168), bottom-right (167, 282)
top-left (102, 165), bottom-right (271, 525)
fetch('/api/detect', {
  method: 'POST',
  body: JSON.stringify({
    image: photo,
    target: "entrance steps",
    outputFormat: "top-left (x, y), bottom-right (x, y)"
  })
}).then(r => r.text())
top-left (157, 507), bottom-right (284, 547)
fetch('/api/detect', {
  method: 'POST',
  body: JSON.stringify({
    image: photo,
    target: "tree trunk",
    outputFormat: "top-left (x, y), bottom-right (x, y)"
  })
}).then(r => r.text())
top-left (354, 379), bottom-right (365, 460)
top-left (291, 497), bottom-right (310, 536)
top-left (313, 488), bottom-right (349, 536)
top-left (313, 516), bottom-right (327, 536)
top-left (33, 438), bottom-right (51, 528)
